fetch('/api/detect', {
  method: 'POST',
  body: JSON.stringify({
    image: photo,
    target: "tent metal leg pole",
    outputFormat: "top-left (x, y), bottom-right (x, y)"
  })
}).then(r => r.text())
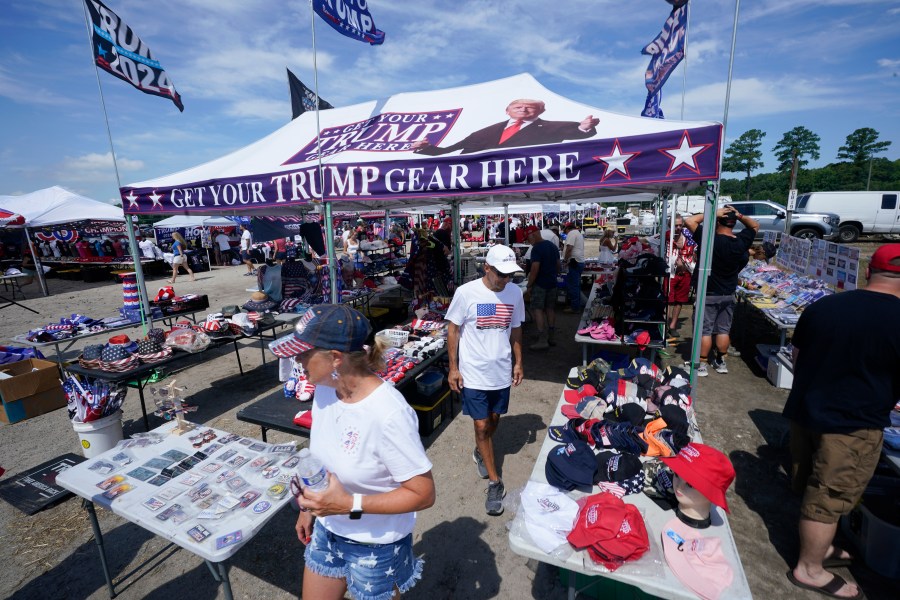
top-left (451, 201), bottom-right (461, 285)
top-left (124, 215), bottom-right (152, 334)
top-left (503, 204), bottom-right (509, 246)
top-left (689, 182), bottom-right (719, 386)
top-left (24, 227), bottom-right (50, 297)
top-left (324, 202), bottom-right (339, 304)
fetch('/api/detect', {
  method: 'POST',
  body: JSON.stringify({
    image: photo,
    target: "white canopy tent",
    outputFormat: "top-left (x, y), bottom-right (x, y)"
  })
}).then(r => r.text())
top-left (0, 186), bottom-right (125, 227)
top-left (0, 186), bottom-right (127, 296)
top-left (121, 73), bottom-right (723, 372)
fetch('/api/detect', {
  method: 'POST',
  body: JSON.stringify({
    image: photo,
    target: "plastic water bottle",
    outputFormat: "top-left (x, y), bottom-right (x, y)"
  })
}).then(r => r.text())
top-left (297, 448), bottom-right (329, 492)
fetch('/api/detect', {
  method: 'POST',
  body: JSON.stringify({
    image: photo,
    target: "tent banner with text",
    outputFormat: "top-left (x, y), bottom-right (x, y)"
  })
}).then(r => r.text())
top-left (122, 74), bottom-right (721, 215)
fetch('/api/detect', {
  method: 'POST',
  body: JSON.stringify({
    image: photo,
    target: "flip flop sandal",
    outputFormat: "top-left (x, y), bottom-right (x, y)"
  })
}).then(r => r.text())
top-left (822, 546), bottom-right (853, 568)
top-left (786, 570), bottom-right (863, 600)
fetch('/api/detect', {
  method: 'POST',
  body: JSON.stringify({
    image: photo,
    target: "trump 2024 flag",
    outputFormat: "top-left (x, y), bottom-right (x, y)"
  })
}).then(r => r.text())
top-left (312, 0), bottom-right (385, 45)
top-left (84, 0), bottom-right (184, 111)
top-left (640, 1), bottom-right (688, 118)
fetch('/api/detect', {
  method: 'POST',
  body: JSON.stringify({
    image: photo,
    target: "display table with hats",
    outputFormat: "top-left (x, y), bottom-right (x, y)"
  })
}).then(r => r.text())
top-left (507, 368), bottom-right (751, 600)
top-left (56, 419), bottom-right (297, 600)
top-left (65, 334), bottom-right (246, 431)
top-left (11, 306), bottom-right (210, 368)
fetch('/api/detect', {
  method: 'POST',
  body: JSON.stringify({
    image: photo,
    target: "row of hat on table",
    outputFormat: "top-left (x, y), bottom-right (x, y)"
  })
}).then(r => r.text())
top-left (508, 356), bottom-right (750, 600)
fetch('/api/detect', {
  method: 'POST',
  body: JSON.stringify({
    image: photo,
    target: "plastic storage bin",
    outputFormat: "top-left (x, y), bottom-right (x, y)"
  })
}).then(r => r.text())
top-left (841, 500), bottom-right (900, 579)
top-left (415, 370), bottom-right (444, 396)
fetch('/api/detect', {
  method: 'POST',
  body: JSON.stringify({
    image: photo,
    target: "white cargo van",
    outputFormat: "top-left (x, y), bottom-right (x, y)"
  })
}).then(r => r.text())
top-left (796, 191), bottom-right (900, 243)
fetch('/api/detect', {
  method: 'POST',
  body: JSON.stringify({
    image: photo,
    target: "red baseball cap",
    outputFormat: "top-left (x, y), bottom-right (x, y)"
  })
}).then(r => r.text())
top-left (522, 225), bottom-right (539, 238)
top-left (567, 493), bottom-right (649, 569)
top-left (563, 384), bottom-right (598, 404)
top-left (869, 243), bottom-right (900, 273)
top-left (661, 443), bottom-right (735, 512)
top-left (635, 331), bottom-right (651, 350)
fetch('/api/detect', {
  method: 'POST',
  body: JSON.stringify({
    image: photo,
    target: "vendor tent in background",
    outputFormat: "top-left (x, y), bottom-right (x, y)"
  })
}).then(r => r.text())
top-left (121, 73), bottom-right (721, 215)
top-left (0, 186), bottom-right (127, 297)
top-left (120, 73), bottom-right (723, 370)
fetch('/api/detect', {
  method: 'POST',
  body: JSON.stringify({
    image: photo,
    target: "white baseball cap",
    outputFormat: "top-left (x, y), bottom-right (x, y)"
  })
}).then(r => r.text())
top-left (485, 245), bottom-right (521, 274)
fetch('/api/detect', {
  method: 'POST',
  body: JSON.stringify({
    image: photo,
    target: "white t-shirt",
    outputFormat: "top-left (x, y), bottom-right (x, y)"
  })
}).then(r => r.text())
top-left (564, 228), bottom-right (585, 263)
top-left (240, 229), bottom-right (252, 251)
top-left (215, 233), bottom-right (231, 251)
top-left (310, 382), bottom-right (432, 544)
top-left (138, 239), bottom-right (156, 259)
top-left (445, 278), bottom-right (525, 391)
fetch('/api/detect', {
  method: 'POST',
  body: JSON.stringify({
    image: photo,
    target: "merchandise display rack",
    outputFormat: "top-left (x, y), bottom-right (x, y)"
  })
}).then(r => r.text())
top-left (574, 278), bottom-right (667, 367)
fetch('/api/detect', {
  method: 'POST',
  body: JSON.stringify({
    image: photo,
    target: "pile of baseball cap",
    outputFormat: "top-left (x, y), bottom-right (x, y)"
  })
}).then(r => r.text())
top-left (566, 493), bottom-right (650, 571)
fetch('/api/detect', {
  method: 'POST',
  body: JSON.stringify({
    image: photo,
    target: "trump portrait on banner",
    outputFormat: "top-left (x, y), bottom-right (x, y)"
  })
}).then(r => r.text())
top-left (412, 99), bottom-right (599, 155)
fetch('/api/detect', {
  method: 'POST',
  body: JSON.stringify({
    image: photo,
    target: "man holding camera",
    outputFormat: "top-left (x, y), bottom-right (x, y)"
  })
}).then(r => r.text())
top-left (684, 206), bottom-right (759, 376)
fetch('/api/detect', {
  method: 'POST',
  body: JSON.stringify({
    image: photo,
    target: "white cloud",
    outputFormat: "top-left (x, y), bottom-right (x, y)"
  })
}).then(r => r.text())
top-left (683, 76), bottom-right (849, 120)
top-left (57, 152), bottom-right (144, 183)
top-left (0, 64), bottom-right (72, 106)
top-left (877, 58), bottom-right (900, 69)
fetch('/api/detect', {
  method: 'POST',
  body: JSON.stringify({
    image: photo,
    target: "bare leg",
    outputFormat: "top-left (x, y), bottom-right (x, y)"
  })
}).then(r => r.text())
top-left (170, 265), bottom-right (177, 283)
top-left (532, 308), bottom-right (545, 336)
top-left (669, 304), bottom-right (682, 331)
top-left (186, 263), bottom-right (195, 282)
top-left (792, 518), bottom-right (859, 598)
top-left (302, 567), bottom-right (347, 600)
top-left (700, 335), bottom-right (713, 363)
top-left (474, 414), bottom-right (501, 481)
top-left (715, 333), bottom-right (730, 356)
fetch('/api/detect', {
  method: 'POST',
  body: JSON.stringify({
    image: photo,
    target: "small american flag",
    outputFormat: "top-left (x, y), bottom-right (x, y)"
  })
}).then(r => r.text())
top-left (476, 303), bottom-right (514, 330)
top-left (596, 482), bottom-right (626, 498)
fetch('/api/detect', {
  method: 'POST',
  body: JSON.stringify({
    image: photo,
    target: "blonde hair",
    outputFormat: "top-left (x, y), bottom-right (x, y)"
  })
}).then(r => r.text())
top-left (341, 336), bottom-right (389, 374)
top-left (172, 232), bottom-right (187, 245)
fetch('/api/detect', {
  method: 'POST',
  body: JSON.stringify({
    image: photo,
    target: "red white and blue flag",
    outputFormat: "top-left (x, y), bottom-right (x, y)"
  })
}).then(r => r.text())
top-left (640, 0), bottom-right (688, 119)
top-left (84, 0), bottom-right (183, 111)
top-left (476, 303), bottom-right (514, 330)
top-left (312, 0), bottom-right (385, 45)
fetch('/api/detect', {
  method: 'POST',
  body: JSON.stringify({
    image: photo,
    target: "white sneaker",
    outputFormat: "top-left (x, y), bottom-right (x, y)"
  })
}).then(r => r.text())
top-left (695, 362), bottom-right (708, 377)
top-left (713, 358), bottom-right (728, 374)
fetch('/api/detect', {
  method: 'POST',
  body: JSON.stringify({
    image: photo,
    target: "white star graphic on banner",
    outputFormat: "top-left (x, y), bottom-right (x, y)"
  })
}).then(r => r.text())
top-left (592, 139), bottom-right (639, 181)
top-left (149, 191), bottom-right (163, 208)
top-left (659, 131), bottom-right (712, 176)
top-left (125, 191), bottom-right (139, 209)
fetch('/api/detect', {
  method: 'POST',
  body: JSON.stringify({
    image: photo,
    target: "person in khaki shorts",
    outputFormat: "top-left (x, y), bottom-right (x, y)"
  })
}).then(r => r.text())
top-left (783, 244), bottom-right (900, 599)
top-left (523, 226), bottom-right (560, 350)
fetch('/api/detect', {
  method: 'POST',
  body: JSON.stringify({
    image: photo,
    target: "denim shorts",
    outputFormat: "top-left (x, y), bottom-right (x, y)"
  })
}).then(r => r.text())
top-left (461, 387), bottom-right (510, 420)
top-left (304, 521), bottom-right (423, 600)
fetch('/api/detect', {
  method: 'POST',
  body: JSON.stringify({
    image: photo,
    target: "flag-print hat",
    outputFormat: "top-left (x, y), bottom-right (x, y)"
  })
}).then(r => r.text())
top-left (269, 304), bottom-right (371, 359)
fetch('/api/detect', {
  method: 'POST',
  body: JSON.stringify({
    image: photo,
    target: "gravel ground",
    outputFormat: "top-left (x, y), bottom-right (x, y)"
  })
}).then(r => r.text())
top-left (0, 239), bottom-right (895, 599)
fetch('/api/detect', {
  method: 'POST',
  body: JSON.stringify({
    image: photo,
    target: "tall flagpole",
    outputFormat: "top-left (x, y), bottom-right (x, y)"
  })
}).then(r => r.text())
top-left (680, 0), bottom-right (691, 120)
top-left (689, 0), bottom-right (740, 386)
top-left (310, 2), bottom-right (338, 303)
top-left (80, 1), bottom-right (152, 331)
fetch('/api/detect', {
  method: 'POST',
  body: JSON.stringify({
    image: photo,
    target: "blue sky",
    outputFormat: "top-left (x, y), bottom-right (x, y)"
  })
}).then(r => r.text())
top-left (1, 0), bottom-right (898, 204)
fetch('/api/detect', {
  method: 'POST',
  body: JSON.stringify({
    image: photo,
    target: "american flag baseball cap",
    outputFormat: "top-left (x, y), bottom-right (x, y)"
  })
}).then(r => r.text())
top-left (268, 304), bottom-right (371, 359)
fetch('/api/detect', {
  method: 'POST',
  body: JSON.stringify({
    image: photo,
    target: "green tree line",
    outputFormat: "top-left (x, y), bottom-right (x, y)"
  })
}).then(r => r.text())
top-left (719, 126), bottom-right (897, 204)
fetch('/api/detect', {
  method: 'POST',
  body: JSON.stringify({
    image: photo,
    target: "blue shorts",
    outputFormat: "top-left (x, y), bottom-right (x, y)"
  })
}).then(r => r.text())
top-left (304, 521), bottom-right (423, 600)
top-left (461, 387), bottom-right (510, 421)
top-left (240, 250), bottom-right (251, 261)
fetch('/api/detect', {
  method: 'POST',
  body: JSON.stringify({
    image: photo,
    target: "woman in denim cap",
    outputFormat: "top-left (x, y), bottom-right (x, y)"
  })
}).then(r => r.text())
top-left (269, 305), bottom-right (435, 599)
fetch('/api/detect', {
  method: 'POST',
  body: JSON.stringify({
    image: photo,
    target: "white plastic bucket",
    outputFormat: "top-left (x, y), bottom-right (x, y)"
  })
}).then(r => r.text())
top-left (72, 410), bottom-right (124, 458)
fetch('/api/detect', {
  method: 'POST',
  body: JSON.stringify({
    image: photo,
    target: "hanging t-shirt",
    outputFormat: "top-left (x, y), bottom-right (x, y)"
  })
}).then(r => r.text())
top-left (445, 278), bottom-right (525, 390)
top-left (564, 228), bottom-right (585, 263)
top-left (311, 382), bottom-right (433, 544)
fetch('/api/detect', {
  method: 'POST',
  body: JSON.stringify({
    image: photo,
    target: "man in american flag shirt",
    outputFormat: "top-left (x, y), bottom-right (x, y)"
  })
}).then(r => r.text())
top-left (446, 245), bottom-right (525, 516)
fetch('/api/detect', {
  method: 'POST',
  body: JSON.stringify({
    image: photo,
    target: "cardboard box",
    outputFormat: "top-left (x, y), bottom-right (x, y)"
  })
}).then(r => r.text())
top-left (0, 359), bottom-right (66, 424)
top-left (766, 353), bottom-right (794, 389)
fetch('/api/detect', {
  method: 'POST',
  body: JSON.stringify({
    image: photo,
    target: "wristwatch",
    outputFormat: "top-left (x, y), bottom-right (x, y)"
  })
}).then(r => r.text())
top-left (349, 493), bottom-right (364, 520)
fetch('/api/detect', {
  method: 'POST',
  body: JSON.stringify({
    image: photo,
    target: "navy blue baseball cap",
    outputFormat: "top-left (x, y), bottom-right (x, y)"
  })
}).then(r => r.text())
top-left (545, 440), bottom-right (597, 491)
top-left (269, 304), bottom-right (371, 358)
